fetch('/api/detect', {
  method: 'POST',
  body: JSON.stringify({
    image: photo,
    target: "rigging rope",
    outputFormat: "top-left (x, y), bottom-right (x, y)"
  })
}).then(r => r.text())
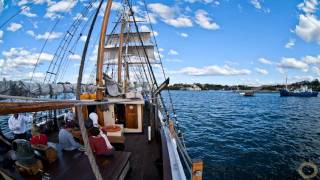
top-left (59, 9), bottom-right (97, 83)
top-left (30, 16), bottom-right (63, 83)
top-left (141, 0), bottom-right (178, 121)
top-left (75, 0), bottom-right (105, 179)
top-left (127, 3), bottom-right (170, 118)
top-left (43, 0), bottom-right (95, 84)
top-left (0, 5), bottom-right (29, 30)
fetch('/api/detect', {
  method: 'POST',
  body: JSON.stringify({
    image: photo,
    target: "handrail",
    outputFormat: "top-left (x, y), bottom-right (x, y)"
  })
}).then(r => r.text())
top-left (166, 119), bottom-right (203, 180)
top-left (160, 128), bottom-right (173, 180)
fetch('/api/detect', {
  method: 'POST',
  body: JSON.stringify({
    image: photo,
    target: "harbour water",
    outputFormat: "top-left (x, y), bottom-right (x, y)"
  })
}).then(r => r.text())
top-left (1, 91), bottom-right (320, 179)
top-left (165, 91), bottom-right (320, 179)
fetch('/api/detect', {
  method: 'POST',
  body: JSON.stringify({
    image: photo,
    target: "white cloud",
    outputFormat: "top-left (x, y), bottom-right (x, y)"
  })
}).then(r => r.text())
top-left (0, 48), bottom-right (53, 79)
top-left (166, 17), bottom-right (193, 27)
top-left (180, 32), bottom-right (189, 37)
top-left (80, 35), bottom-right (87, 42)
top-left (255, 68), bottom-right (268, 75)
top-left (258, 58), bottom-right (272, 65)
top-left (295, 14), bottom-right (320, 44)
top-left (285, 39), bottom-right (295, 48)
top-left (0, 30), bottom-right (3, 43)
top-left (73, 13), bottom-right (88, 21)
top-left (168, 49), bottom-right (179, 55)
top-left (17, 0), bottom-right (53, 6)
top-left (250, 0), bottom-right (270, 13)
top-left (26, 30), bottom-right (35, 36)
top-left (176, 65), bottom-right (251, 76)
top-left (7, 23), bottom-right (22, 32)
top-left (28, 72), bottom-right (45, 78)
top-left (21, 6), bottom-right (37, 17)
top-left (140, 25), bottom-right (150, 32)
top-left (312, 66), bottom-right (320, 75)
top-left (148, 3), bottom-right (193, 28)
top-left (250, 0), bottom-right (262, 9)
top-left (27, 30), bottom-right (63, 40)
top-left (302, 55), bottom-right (320, 64)
top-left (195, 10), bottom-right (220, 30)
top-left (298, 0), bottom-right (318, 14)
top-left (139, 25), bottom-right (158, 36)
top-left (69, 54), bottom-right (81, 61)
top-left (111, 1), bottom-right (122, 11)
top-left (291, 75), bottom-right (315, 81)
top-left (278, 57), bottom-right (309, 72)
top-left (45, 0), bottom-right (77, 19)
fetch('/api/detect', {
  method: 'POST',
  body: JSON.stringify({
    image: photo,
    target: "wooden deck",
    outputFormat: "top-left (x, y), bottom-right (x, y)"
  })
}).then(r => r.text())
top-left (124, 127), bottom-right (162, 180)
top-left (1, 108), bottom-right (165, 180)
top-left (2, 145), bottom-right (131, 180)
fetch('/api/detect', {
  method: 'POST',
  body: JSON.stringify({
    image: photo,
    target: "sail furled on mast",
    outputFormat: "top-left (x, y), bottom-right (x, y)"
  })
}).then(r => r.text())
top-left (106, 32), bottom-right (152, 45)
top-left (104, 45), bottom-right (156, 63)
top-left (104, 31), bottom-right (159, 64)
top-left (0, 80), bottom-right (96, 97)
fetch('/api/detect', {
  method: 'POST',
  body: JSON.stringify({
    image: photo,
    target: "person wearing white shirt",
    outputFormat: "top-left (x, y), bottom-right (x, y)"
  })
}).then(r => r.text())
top-left (8, 114), bottom-right (33, 140)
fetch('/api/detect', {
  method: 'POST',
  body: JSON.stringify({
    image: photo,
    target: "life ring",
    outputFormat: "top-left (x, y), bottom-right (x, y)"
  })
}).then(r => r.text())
top-left (297, 162), bottom-right (318, 179)
top-left (103, 125), bottom-right (121, 132)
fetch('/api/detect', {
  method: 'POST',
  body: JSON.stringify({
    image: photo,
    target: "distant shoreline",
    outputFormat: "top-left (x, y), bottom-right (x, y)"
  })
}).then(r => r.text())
top-left (166, 80), bottom-right (320, 92)
top-left (168, 89), bottom-right (279, 93)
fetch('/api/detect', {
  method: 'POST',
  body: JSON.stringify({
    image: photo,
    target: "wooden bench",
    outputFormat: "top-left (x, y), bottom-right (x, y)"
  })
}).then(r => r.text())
top-left (70, 129), bottom-right (125, 145)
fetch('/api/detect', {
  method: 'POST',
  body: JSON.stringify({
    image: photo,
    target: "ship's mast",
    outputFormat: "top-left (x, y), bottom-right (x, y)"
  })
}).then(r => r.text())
top-left (285, 75), bottom-right (288, 89)
top-left (118, 4), bottom-right (131, 93)
top-left (96, 0), bottom-right (113, 125)
top-left (117, 16), bottom-right (126, 87)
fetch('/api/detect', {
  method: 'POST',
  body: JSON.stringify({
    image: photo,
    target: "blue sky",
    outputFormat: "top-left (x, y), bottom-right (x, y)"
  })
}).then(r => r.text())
top-left (1, 0), bottom-right (320, 86)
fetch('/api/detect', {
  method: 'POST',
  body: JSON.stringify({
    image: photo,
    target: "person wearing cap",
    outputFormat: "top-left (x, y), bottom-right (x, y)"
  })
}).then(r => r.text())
top-left (8, 113), bottom-right (33, 140)
top-left (89, 112), bottom-right (99, 128)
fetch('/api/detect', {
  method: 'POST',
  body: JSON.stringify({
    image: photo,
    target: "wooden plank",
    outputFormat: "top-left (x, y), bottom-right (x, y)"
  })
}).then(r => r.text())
top-left (107, 136), bottom-right (125, 144)
top-left (0, 101), bottom-right (77, 115)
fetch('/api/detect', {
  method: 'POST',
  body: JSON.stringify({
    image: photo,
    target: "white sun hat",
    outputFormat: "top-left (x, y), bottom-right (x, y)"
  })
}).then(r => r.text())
top-left (89, 112), bottom-right (99, 127)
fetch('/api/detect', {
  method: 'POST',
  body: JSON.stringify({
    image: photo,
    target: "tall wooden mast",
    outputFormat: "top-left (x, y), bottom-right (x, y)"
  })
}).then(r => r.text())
top-left (96, 0), bottom-right (113, 100)
top-left (96, 0), bottom-right (113, 125)
top-left (117, 17), bottom-right (126, 87)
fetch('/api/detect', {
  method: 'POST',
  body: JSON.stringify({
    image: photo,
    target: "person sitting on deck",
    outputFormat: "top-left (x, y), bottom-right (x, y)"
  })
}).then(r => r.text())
top-left (8, 113), bottom-right (33, 140)
top-left (30, 126), bottom-right (48, 146)
top-left (89, 127), bottom-right (114, 156)
top-left (59, 121), bottom-right (83, 151)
